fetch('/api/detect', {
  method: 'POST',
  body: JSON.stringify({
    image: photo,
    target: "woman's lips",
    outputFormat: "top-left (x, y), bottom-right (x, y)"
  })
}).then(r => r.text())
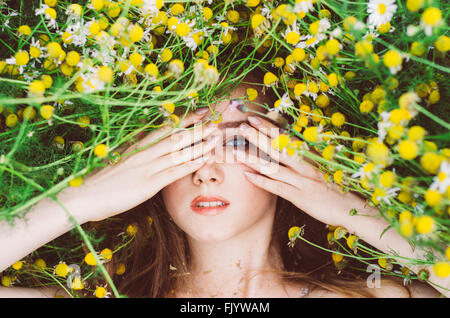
top-left (190, 196), bottom-right (230, 216)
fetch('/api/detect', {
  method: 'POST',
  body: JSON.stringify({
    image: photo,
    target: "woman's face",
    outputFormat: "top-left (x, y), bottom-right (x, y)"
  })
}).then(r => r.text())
top-left (161, 82), bottom-right (278, 243)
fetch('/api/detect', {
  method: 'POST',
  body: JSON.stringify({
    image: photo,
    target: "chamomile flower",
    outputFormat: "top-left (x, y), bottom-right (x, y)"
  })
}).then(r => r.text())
top-left (168, 59), bottom-right (184, 78)
top-left (303, 80), bottom-right (321, 100)
top-left (259, 3), bottom-right (274, 20)
top-left (429, 161), bottom-right (450, 194)
top-left (66, 4), bottom-right (83, 17)
top-left (284, 22), bottom-right (301, 45)
top-left (263, 71), bottom-right (279, 87)
top-left (372, 186), bottom-right (401, 205)
top-left (383, 49), bottom-right (403, 74)
top-left (64, 21), bottom-right (89, 47)
top-left (367, 0), bottom-right (397, 28)
top-left (141, 0), bottom-right (164, 16)
top-left (309, 18), bottom-right (331, 35)
top-left (17, 25), bottom-right (32, 36)
top-left (35, 4), bottom-right (58, 30)
top-left (271, 92), bottom-right (294, 114)
top-left (330, 27), bottom-right (343, 39)
top-left (29, 37), bottom-right (44, 62)
top-left (184, 30), bottom-right (205, 51)
top-left (294, 0), bottom-right (314, 14)
top-left (78, 71), bottom-right (105, 93)
top-left (296, 34), bottom-right (324, 49)
top-left (302, 125), bottom-right (324, 143)
top-left (94, 285), bottom-right (112, 298)
top-left (178, 19), bottom-right (205, 50)
top-left (398, 91), bottom-right (419, 118)
top-left (5, 50), bottom-right (29, 74)
top-left (250, 13), bottom-right (270, 38)
top-left (420, 7), bottom-right (443, 36)
top-left (376, 111), bottom-right (395, 142)
top-left (351, 162), bottom-right (382, 181)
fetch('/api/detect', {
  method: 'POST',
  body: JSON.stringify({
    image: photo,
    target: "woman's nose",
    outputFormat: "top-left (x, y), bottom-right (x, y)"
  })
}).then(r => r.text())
top-left (192, 159), bottom-right (223, 185)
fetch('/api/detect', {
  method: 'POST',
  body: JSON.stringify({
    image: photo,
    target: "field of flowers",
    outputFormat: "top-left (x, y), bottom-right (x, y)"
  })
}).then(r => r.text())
top-left (0, 0), bottom-right (448, 297)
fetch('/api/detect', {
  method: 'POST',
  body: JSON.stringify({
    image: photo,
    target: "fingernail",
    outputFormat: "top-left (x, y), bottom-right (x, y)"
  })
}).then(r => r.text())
top-left (247, 116), bottom-right (261, 126)
top-left (195, 108), bottom-right (209, 115)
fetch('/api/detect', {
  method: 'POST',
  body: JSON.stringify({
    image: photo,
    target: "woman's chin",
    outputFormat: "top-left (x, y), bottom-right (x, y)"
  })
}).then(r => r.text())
top-left (187, 228), bottom-right (238, 243)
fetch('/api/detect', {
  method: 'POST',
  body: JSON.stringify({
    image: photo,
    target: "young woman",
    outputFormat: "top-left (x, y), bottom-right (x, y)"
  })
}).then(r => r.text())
top-left (0, 70), bottom-right (445, 298)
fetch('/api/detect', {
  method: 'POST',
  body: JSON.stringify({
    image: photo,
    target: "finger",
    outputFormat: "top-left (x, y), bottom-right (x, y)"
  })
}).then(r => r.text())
top-left (151, 156), bottom-right (209, 190)
top-left (123, 119), bottom-right (217, 166)
top-left (233, 148), bottom-right (306, 190)
top-left (249, 115), bottom-right (322, 171)
top-left (148, 134), bottom-right (222, 176)
top-left (121, 108), bottom-right (211, 159)
top-left (241, 169), bottom-right (299, 204)
top-left (246, 115), bottom-right (304, 159)
top-left (159, 107), bottom-right (212, 137)
top-left (237, 122), bottom-right (283, 165)
top-left (242, 116), bottom-right (323, 181)
top-left (138, 124), bottom-right (219, 166)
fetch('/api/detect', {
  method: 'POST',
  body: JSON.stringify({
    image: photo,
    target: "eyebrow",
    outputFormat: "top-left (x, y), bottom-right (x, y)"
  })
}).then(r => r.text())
top-left (218, 120), bottom-right (247, 130)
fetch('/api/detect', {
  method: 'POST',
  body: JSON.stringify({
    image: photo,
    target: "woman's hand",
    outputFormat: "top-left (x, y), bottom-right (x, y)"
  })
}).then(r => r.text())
top-left (232, 115), bottom-right (357, 228)
top-left (229, 115), bottom-right (449, 297)
top-left (78, 109), bottom-right (222, 223)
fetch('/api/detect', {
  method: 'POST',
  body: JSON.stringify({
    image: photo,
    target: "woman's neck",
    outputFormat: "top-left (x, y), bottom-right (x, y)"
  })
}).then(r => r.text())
top-left (176, 210), bottom-right (289, 297)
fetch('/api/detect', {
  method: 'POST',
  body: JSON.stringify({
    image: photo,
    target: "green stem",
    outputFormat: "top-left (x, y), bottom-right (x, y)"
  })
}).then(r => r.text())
top-left (52, 196), bottom-right (121, 298)
top-left (414, 103), bottom-right (450, 130)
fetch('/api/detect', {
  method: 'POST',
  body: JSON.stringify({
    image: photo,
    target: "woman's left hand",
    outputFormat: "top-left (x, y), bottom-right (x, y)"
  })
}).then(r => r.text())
top-left (233, 115), bottom-right (361, 228)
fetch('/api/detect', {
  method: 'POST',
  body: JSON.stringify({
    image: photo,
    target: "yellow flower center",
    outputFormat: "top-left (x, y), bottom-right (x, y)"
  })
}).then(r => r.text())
top-left (438, 171), bottom-right (447, 182)
top-left (271, 134), bottom-right (291, 151)
top-left (377, 3), bottom-right (386, 15)
top-left (303, 126), bottom-right (319, 142)
top-left (433, 262), bottom-right (450, 278)
top-left (95, 286), bottom-right (107, 298)
top-left (415, 215), bottom-right (435, 234)
top-left (305, 37), bottom-right (316, 45)
top-left (176, 23), bottom-right (190, 37)
top-left (286, 31), bottom-right (300, 44)
top-left (383, 50), bottom-right (402, 68)
top-left (422, 7), bottom-right (442, 27)
top-left (15, 51), bottom-right (30, 65)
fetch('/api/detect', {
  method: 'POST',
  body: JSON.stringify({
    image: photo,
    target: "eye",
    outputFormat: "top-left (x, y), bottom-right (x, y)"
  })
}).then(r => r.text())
top-left (224, 135), bottom-right (249, 148)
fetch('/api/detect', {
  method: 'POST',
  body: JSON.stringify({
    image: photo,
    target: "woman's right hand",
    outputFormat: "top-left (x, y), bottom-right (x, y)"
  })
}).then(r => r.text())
top-left (76, 109), bottom-right (221, 223)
